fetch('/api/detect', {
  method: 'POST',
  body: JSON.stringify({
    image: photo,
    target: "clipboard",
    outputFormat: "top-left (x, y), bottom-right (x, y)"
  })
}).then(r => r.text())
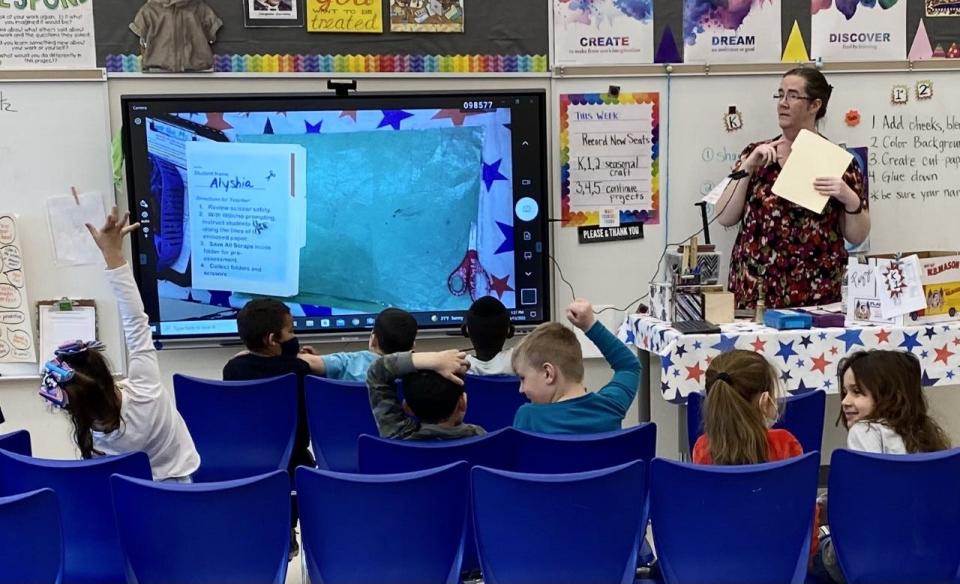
top-left (36, 298), bottom-right (98, 371)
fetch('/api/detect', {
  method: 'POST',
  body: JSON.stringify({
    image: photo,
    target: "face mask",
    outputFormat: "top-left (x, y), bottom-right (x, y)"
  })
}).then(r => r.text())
top-left (761, 392), bottom-right (780, 428)
top-left (280, 336), bottom-right (300, 357)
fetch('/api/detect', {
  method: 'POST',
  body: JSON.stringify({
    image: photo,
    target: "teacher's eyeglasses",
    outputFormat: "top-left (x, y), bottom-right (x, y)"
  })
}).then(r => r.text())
top-left (773, 92), bottom-right (814, 103)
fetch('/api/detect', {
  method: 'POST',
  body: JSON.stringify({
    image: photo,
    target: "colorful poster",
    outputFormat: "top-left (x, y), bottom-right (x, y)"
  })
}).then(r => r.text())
top-left (560, 92), bottom-right (660, 227)
top-left (389, 0), bottom-right (464, 33)
top-left (0, 1), bottom-right (95, 69)
top-left (811, 0), bottom-right (906, 62)
top-left (683, 0), bottom-right (782, 64)
top-left (554, 0), bottom-right (654, 65)
top-left (307, 0), bottom-right (383, 33)
top-left (0, 215), bottom-right (36, 363)
top-left (926, 0), bottom-right (960, 17)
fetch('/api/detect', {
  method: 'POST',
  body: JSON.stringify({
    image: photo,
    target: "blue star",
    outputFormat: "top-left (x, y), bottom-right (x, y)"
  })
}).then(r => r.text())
top-left (693, 340), bottom-right (702, 350)
top-left (795, 379), bottom-right (816, 394)
top-left (780, 369), bottom-right (793, 383)
top-left (625, 329), bottom-right (636, 345)
top-left (921, 350), bottom-right (930, 359)
top-left (377, 109), bottom-right (413, 130)
top-left (947, 370), bottom-right (955, 380)
top-left (818, 331), bottom-right (828, 341)
top-left (943, 325), bottom-right (952, 332)
top-left (676, 344), bottom-right (688, 358)
top-left (209, 290), bottom-right (231, 308)
top-left (796, 359), bottom-right (805, 368)
top-left (494, 221), bottom-right (514, 254)
top-left (301, 305), bottom-right (332, 316)
top-left (900, 332), bottom-right (923, 353)
top-left (922, 371), bottom-right (939, 387)
top-left (263, 119), bottom-right (275, 134)
top-left (503, 123), bottom-right (512, 131)
top-left (924, 327), bottom-right (937, 340)
top-left (823, 379), bottom-right (833, 389)
top-left (305, 119), bottom-right (323, 133)
top-left (672, 368), bottom-right (680, 378)
top-left (661, 381), bottom-right (670, 394)
top-left (482, 159), bottom-right (509, 191)
top-left (776, 340), bottom-right (798, 364)
top-left (836, 329), bottom-right (864, 352)
top-left (799, 335), bottom-right (813, 349)
top-left (660, 353), bottom-right (674, 372)
top-left (711, 334), bottom-right (738, 353)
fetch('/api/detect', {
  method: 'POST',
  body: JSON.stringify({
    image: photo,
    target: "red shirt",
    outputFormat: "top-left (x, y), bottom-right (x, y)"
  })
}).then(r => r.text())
top-left (692, 428), bottom-right (803, 464)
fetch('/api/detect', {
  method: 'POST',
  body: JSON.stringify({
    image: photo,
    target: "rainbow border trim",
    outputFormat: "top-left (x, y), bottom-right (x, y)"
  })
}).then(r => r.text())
top-left (559, 92), bottom-right (661, 227)
top-left (104, 53), bottom-right (548, 73)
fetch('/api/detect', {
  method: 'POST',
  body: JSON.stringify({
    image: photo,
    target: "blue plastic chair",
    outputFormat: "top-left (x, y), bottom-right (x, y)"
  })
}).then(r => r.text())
top-left (0, 488), bottom-right (63, 584)
top-left (828, 448), bottom-right (960, 583)
top-left (650, 453), bottom-right (819, 584)
top-left (304, 376), bottom-right (378, 472)
top-left (174, 373), bottom-right (298, 481)
top-left (462, 374), bottom-right (526, 431)
top-left (111, 470), bottom-right (290, 584)
top-left (513, 424), bottom-right (656, 473)
top-left (472, 461), bottom-right (647, 584)
top-left (687, 389), bottom-right (826, 455)
top-left (0, 450), bottom-right (151, 584)
top-left (0, 429), bottom-right (30, 456)
top-left (357, 428), bottom-right (516, 473)
top-left (297, 462), bottom-right (469, 584)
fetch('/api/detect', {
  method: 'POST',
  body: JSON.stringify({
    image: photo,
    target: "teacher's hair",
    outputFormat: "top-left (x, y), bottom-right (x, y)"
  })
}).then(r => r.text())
top-left (784, 67), bottom-right (833, 120)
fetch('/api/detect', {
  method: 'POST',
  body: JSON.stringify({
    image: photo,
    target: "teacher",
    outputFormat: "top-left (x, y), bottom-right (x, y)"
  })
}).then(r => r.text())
top-left (716, 67), bottom-right (870, 309)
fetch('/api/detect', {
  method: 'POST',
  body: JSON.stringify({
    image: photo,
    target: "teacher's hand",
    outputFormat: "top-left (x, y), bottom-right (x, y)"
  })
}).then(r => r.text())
top-left (813, 177), bottom-right (860, 211)
top-left (741, 138), bottom-right (784, 174)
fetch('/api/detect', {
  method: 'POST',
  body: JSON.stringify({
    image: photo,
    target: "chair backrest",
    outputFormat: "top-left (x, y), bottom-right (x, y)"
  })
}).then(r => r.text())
top-left (357, 428), bottom-right (515, 473)
top-left (0, 450), bottom-right (151, 584)
top-left (304, 376), bottom-right (377, 472)
top-left (0, 488), bottom-right (63, 584)
top-left (687, 390), bottom-right (826, 455)
top-left (462, 374), bottom-right (526, 431)
top-left (513, 424), bottom-right (656, 473)
top-left (650, 453), bottom-right (819, 584)
top-left (297, 462), bottom-right (469, 584)
top-left (110, 470), bottom-right (290, 584)
top-left (173, 373), bottom-right (298, 481)
top-left (472, 461), bottom-right (647, 584)
top-left (829, 448), bottom-right (960, 584)
top-left (0, 429), bottom-right (31, 456)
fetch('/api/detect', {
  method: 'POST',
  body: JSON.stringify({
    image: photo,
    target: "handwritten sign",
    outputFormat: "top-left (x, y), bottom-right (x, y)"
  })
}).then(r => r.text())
top-left (186, 142), bottom-right (307, 297)
top-left (307, 0), bottom-right (383, 33)
top-left (0, 1), bottom-right (95, 69)
top-left (0, 215), bottom-right (35, 363)
top-left (560, 93), bottom-right (660, 227)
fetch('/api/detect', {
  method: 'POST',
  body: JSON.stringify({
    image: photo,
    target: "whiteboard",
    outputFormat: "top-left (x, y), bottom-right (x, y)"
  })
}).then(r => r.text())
top-left (667, 70), bottom-right (960, 288)
top-left (0, 75), bottom-right (120, 378)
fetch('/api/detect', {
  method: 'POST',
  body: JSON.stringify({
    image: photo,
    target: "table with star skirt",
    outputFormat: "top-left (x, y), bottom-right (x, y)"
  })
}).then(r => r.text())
top-left (617, 315), bottom-right (960, 457)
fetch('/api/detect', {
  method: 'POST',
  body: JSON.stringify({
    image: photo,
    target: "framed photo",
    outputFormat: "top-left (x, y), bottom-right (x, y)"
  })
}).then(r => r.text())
top-left (244, 0), bottom-right (304, 28)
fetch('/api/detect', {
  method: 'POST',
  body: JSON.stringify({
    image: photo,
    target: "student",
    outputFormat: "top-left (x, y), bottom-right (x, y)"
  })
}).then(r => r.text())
top-left (38, 208), bottom-right (199, 482)
top-left (307, 308), bottom-right (417, 382)
top-left (837, 349), bottom-right (949, 454)
top-left (367, 349), bottom-right (485, 440)
top-left (692, 350), bottom-right (801, 465)
top-left (511, 299), bottom-right (641, 434)
top-left (463, 296), bottom-right (515, 376)
top-left (813, 350), bottom-right (951, 583)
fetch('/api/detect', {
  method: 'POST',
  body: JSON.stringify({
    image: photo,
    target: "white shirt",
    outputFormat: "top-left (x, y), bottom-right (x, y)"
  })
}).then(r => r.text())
top-left (846, 421), bottom-right (907, 454)
top-left (91, 266), bottom-right (200, 480)
top-left (466, 348), bottom-right (515, 376)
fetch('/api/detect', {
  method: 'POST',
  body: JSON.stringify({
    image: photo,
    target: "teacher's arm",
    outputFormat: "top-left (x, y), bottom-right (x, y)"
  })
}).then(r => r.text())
top-left (716, 140), bottom-right (780, 227)
top-left (814, 164), bottom-right (870, 245)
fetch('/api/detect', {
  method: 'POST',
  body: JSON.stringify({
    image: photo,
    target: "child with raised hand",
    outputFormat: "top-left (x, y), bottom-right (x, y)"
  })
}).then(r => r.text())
top-left (837, 349), bottom-right (949, 454)
top-left (38, 208), bottom-right (199, 482)
top-left (511, 298), bottom-right (641, 434)
top-left (692, 349), bottom-right (801, 465)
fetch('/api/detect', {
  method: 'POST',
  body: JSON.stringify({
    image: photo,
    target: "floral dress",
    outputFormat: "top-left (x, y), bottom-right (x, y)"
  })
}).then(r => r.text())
top-left (728, 137), bottom-right (866, 309)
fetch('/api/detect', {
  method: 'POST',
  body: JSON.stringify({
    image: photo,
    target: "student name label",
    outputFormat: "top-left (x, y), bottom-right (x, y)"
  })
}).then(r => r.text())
top-left (811, 0), bottom-right (906, 62)
top-left (186, 142), bottom-right (306, 298)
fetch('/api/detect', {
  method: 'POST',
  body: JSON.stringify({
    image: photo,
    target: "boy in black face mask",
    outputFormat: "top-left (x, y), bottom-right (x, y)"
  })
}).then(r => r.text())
top-left (223, 298), bottom-right (314, 560)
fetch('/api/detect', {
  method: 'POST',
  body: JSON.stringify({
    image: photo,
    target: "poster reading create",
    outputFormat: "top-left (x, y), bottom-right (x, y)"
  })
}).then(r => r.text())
top-left (554, 0), bottom-right (654, 65)
top-left (811, 0), bottom-right (906, 62)
top-left (0, 0), bottom-right (95, 69)
top-left (307, 0), bottom-right (383, 33)
top-left (683, 0), bottom-right (782, 64)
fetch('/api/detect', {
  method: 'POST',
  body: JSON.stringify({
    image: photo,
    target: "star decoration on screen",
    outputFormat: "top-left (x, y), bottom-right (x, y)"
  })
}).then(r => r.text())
top-left (494, 221), bottom-right (514, 255)
top-left (432, 109), bottom-right (482, 126)
top-left (339, 110), bottom-right (358, 122)
top-left (378, 110), bottom-right (414, 130)
top-left (489, 274), bottom-right (514, 299)
top-left (482, 159), bottom-right (509, 191)
top-left (305, 120), bottom-right (323, 133)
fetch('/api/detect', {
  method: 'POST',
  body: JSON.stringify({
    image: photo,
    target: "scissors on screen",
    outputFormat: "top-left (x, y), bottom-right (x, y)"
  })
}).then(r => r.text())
top-left (447, 222), bottom-right (492, 300)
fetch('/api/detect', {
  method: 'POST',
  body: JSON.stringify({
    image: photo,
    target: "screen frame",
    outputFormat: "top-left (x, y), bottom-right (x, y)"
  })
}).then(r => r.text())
top-left (120, 89), bottom-right (552, 344)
